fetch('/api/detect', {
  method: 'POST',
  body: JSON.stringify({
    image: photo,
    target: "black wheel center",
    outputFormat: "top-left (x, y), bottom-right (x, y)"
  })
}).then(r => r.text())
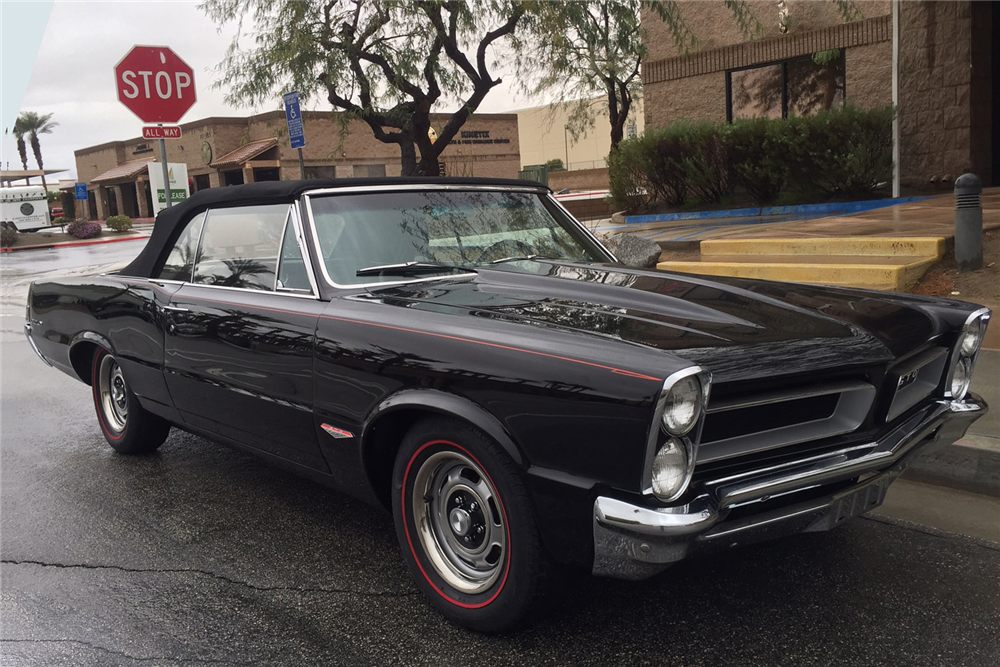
top-left (448, 492), bottom-right (486, 549)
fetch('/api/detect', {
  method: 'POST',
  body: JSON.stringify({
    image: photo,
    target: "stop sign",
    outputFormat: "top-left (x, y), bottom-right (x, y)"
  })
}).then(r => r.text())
top-left (114, 45), bottom-right (196, 124)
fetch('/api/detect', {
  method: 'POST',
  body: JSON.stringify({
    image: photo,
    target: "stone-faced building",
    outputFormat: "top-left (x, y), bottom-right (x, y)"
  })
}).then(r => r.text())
top-left (73, 111), bottom-right (519, 219)
top-left (641, 0), bottom-right (998, 189)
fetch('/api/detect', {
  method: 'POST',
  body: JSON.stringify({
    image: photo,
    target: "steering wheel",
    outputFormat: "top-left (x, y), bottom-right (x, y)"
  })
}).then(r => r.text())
top-left (475, 239), bottom-right (534, 264)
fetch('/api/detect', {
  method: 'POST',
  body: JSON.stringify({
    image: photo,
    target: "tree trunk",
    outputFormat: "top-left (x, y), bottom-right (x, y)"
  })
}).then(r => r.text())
top-left (16, 137), bottom-right (29, 171)
top-left (417, 153), bottom-right (440, 176)
top-left (609, 82), bottom-right (632, 150)
top-left (30, 136), bottom-right (47, 193)
top-left (399, 140), bottom-right (419, 176)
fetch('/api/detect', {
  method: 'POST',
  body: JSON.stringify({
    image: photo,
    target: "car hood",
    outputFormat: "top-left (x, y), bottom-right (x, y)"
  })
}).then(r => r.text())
top-left (364, 261), bottom-right (943, 382)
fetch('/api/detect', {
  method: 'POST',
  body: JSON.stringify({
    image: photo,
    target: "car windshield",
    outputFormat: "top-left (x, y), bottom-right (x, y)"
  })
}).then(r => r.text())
top-left (308, 189), bottom-right (606, 286)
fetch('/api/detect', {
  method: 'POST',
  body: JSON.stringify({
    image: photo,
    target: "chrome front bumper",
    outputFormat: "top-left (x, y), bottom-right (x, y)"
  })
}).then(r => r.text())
top-left (593, 394), bottom-right (988, 580)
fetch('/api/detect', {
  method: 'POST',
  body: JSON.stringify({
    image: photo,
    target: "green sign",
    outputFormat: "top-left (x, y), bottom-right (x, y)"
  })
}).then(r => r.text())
top-left (156, 189), bottom-right (188, 204)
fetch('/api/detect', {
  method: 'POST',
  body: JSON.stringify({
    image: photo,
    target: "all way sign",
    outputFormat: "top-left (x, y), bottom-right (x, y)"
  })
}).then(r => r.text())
top-left (143, 126), bottom-right (182, 140)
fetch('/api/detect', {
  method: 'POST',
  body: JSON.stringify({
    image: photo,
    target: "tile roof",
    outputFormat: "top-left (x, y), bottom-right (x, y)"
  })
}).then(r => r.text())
top-left (210, 138), bottom-right (279, 169)
top-left (91, 160), bottom-right (153, 183)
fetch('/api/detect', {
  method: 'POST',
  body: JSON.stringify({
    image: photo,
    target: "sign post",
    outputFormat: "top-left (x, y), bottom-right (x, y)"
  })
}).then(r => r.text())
top-left (283, 91), bottom-right (306, 179)
top-left (74, 182), bottom-right (88, 220)
top-left (158, 127), bottom-right (171, 209)
top-left (114, 45), bottom-right (196, 210)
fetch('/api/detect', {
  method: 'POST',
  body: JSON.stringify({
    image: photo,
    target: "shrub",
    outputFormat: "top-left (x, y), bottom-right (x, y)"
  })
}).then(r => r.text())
top-left (608, 137), bottom-right (654, 212)
top-left (52, 216), bottom-right (67, 225)
top-left (682, 123), bottom-right (733, 204)
top-left (725, 117), bottom-right (791, 205)
top-left (607, 105), bottom-right (895, 213)
top-left (784, 104), bottom-right (894, 198)
top-left (66, 218), bottom-right (102, 239)
top-left (1, 226), bottom-right (16, 248)
top-left (105, 215), bottom-right (133, 232)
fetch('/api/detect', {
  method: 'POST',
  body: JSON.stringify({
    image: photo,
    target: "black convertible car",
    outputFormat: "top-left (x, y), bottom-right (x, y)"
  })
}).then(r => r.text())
top-left (26, 178), bottom-right (989, 631)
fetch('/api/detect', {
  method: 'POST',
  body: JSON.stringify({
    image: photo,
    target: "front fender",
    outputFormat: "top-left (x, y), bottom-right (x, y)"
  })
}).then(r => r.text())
top-left (365, 388), bottom-right (525, 467)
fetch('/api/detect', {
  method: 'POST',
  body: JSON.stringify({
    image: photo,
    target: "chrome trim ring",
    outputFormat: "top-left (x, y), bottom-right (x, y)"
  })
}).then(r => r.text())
top-left (98, 354), bottom-right (128, 433)
top-left (411, 451), bottom-right (506, 594)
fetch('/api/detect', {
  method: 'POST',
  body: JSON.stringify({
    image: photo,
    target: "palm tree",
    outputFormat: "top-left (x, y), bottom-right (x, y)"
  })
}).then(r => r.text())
top-left (11, 117), bottom-right (30, 174)
top-left (16, 111), bottom-right (58, 192)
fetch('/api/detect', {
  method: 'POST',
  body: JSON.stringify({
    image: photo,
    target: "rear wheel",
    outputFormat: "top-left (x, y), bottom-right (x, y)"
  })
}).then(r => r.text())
top-left (392, 417), bottom-right (549, 633)
top-left (92, 348), bottom-right (170, 454)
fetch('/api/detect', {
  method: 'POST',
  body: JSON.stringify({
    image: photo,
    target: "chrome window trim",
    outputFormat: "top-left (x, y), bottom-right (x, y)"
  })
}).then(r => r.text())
top-left (545, 193), bottom-right (619, 264)
top-left (176, 280), bottom-right (321, 300)
top-left (190, 208), bottom-right (210, 282)
top-left (289, 203), bottom-right (321, 297)
top-left (274, 210), bottom-right (290, 292)
top-left (274, 205), bottom-right (319, 297)
top-left (642, 365), bottom-right (711, 502)
top-left (187, 203), bottom-right (318, 299)
top-left (301, 183), bottom-right (549, 198)
top-left (301, 185), bottom-right (614, 290)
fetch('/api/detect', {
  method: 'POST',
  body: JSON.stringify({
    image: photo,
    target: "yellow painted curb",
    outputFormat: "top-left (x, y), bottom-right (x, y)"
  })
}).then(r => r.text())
top-left (701, 237), bottom-right (945, 259)
top-left (656, 256), bottom-right (938, 291)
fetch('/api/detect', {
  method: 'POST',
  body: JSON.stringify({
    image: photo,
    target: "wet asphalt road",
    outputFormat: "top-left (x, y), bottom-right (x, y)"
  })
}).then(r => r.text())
top-left (2, 244), bottom-right (1000, 666)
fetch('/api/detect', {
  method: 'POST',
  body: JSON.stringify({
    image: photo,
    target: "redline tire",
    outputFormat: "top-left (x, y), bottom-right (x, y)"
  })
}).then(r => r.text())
top-left (392, 418), bottom-right (548, 633)
top-left (91, 348), bottom-right (170, 454)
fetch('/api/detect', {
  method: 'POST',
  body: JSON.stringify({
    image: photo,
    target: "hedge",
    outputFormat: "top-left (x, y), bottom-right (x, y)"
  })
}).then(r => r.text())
top-left (609, 105), bottom-right (895, 212)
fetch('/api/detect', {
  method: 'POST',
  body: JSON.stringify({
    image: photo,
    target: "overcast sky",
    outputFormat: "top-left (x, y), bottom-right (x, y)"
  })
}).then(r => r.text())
top-left (3, 0), bottom-right (531, 183)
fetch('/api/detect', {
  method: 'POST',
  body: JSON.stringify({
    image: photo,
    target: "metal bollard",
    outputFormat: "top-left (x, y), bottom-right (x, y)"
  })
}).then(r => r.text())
top-left (954, 173), bottom-right (983, 272)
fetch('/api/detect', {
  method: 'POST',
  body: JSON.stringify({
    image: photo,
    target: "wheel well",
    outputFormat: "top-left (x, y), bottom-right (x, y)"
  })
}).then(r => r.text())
top-left (69, 342), bottom-right (101, 386)
top-left (363, 408), bottom-right (432, 512)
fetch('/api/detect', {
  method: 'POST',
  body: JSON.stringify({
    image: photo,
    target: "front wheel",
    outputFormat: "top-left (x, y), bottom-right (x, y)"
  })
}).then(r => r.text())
top-left (92, 348), bottom-right (170, 454)
top-left (392, 418), bottom-right (548, 633)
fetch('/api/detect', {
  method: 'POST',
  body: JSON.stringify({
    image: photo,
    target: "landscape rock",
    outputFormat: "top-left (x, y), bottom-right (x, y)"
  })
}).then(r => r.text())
top-left (604, 233), bottom-right (661, 267)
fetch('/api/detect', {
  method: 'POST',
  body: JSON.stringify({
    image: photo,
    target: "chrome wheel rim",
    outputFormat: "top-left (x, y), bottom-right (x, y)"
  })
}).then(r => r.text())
top-left (412, 450), bottom-right (506, 594)
top-left (98, 355), bottom-right (128, 432)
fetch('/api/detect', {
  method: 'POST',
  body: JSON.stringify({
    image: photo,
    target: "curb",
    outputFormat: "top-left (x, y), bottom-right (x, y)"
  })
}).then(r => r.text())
top-left (1, 234), bottom-right (147, 253)
top-left (623, 196), bottom-right (931, 225)
top-left (903, 442), bottom-right (1000, 498)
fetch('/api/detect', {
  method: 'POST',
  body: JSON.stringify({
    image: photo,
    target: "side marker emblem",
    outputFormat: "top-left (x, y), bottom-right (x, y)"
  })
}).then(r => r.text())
top-left (321, 423), bottom-right (354, 439)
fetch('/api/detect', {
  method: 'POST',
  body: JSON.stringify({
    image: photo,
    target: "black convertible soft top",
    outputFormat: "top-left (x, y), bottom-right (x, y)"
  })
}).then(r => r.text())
top-left (118, 177), bottom-right (548, 278)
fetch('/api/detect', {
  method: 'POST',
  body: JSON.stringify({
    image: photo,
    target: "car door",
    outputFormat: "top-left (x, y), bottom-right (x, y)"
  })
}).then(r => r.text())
top-left (161, 203), bottom-right (329, 472)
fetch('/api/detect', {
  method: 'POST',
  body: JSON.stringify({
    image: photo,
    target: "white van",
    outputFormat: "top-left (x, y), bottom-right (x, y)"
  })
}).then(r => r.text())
top-left (1, 186), bottom-right (51, 232)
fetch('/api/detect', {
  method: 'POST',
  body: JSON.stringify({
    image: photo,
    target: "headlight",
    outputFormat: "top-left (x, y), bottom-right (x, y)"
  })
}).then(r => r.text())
top-left (661, 375), bottom-right (702, 435)
top-left (651, 437), bottom-right (689, 500)
top-left (960, 317), bottom-right (984, 356)
top-left (949, 357), bottom-right (972, 400)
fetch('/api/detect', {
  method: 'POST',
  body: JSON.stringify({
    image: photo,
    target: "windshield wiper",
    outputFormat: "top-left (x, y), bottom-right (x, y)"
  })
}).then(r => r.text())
top-left (489, 254), bottom-right (557, 265)
top-left (355, 261), bottom-right (476, 277)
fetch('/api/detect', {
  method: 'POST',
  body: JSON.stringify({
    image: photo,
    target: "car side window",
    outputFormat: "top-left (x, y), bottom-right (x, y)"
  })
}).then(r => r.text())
top-left (192, 204), bottom-right (290, 290)
top-left (276, 213), bottom-right (312, 292)
top-left (158, 211), bottom-right (207, 281)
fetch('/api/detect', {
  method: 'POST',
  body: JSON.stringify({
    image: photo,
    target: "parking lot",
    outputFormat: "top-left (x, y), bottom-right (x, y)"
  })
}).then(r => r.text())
top-left (2, 243), bottom-right (999, 666)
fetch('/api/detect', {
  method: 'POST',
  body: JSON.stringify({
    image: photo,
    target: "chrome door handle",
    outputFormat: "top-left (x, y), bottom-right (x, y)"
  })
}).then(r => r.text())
top-left (161, 305), bottom-right (190, 313)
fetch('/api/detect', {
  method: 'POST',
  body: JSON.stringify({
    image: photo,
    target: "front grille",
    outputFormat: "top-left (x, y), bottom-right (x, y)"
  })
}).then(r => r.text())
top-left (696, 380), bottom-right (876, 464)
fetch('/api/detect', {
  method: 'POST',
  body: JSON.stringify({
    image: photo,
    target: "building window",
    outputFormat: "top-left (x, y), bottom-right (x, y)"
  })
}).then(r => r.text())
top-left (727, 50), bottom-right (845, 121)
top-left (353, 164), bottom-right (386, 178)
top-left (304, 165), bottom-right (337, 180)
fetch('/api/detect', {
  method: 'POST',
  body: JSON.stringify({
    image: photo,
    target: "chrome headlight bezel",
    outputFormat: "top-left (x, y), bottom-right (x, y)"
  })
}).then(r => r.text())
top-left (945, 308), bottom-right (990, 401)
top-left (644, 366), bottom-right (712, 502)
